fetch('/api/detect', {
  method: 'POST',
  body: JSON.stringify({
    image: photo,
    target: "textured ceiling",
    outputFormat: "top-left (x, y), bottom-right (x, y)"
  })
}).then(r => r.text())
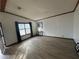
top-left (5, 0), bottom-right (78, 20)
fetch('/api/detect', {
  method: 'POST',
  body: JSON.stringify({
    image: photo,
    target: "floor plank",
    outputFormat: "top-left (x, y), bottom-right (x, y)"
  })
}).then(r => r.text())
top-left (0, 36), bottom-right (79, 59)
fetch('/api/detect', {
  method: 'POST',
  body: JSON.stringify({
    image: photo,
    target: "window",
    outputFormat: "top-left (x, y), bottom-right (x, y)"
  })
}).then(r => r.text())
top-left (25, 24), bottom-right (31, 34)
top-left (18, 23), bottom-right (31, 36)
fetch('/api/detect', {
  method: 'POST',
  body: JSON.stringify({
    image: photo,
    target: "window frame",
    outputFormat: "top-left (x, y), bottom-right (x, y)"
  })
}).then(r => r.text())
top-left (18, 23), bottom-right (31, 36)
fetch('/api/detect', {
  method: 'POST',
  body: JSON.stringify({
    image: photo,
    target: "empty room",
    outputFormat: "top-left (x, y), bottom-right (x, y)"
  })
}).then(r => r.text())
top-left (0, 0), bottom-right (79, 59)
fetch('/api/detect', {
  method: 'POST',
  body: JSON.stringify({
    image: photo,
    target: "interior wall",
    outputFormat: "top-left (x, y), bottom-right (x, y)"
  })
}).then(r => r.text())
top-left (73, 4), bottom-right (79, 43)
top-left (32, 22), bottom-right (38, 35)
top-left (0, 5), bottom-right (78, 46)
top-left (0, 12), bottom-right (37, 46)
top-left (38, 13), bottom-right (74, 39)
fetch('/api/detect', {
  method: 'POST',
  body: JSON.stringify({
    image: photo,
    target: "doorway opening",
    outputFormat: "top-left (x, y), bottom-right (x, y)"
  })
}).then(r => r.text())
top-left (0, 23), bottom-right (6, 54)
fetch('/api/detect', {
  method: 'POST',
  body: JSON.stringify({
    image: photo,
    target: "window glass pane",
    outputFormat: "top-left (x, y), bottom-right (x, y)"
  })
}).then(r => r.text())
top-left (25, 24), bottom-right (30, 29)
top-left (18, 24), bottom-right (24, 29)
top-left (25, 29), bottom-right (31, 34)
top-left (19, 30), bottom-right (25, 36)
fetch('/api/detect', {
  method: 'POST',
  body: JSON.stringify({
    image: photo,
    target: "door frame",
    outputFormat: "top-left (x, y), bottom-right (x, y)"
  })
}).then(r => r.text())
top-left (0, 23), bottom-right (6, 46)
top-left (15, 21), bottom-right (33, 42)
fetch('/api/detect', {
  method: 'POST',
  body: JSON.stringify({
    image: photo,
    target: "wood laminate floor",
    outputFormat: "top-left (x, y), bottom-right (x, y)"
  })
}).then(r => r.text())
top-left (0, 36), bottom-right (79, 59)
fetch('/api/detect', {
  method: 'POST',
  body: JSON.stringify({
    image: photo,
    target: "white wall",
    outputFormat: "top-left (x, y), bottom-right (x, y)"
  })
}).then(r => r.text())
top-left (73, 4), bottom-right (79, 43)
top-left (32, 22), bottom-right (38, 35)
top-left (0, 12), bottom-right (37, 46)
top-left (39, 13), bottom-right (74, 39)
top-left (0, 9), bottom-right (78, 46)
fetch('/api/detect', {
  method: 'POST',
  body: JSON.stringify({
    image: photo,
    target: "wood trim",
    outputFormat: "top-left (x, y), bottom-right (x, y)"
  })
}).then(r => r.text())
top-left (37, 0), bottom-right (79, 21)
top-left (36, 11), bottom-right (74, 21)
top-left (0, 22), bottom-right (7, 46)
top-left (6, 36), bottom-right (74, 47)
top-left (73, 0), bottom-right (79, 12)
top-left (42, 35), bottom-right (73, 40)
top-left (1, 11), bottom-right (35, 21)
top-left (0, 0), bottom-right (7, 12)
top-left (0, 0), bottom-right (79, 21)
top-left (6, 37), bottom-right (34, 47)
top-left (15, 22), bottom-right (21, 43)
top-left (29, 22), bottom-right (33, 37)
top-left (15, 22), bottom-right (33, 42)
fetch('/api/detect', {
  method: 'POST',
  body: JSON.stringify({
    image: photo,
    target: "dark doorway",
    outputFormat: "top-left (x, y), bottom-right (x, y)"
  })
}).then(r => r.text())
top-left (0, 23), bottom-right (6, 54)
top-left (15, 22), bottom-right (33, 42)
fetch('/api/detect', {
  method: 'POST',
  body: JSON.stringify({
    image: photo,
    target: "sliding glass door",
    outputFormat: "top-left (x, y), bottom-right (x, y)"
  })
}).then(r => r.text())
top-left (15, 22), bottom-right (33, 42)
top-left (18, 23), bottom-right (31, 36)
top-left (18, 24), bottom-right (25, 36)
